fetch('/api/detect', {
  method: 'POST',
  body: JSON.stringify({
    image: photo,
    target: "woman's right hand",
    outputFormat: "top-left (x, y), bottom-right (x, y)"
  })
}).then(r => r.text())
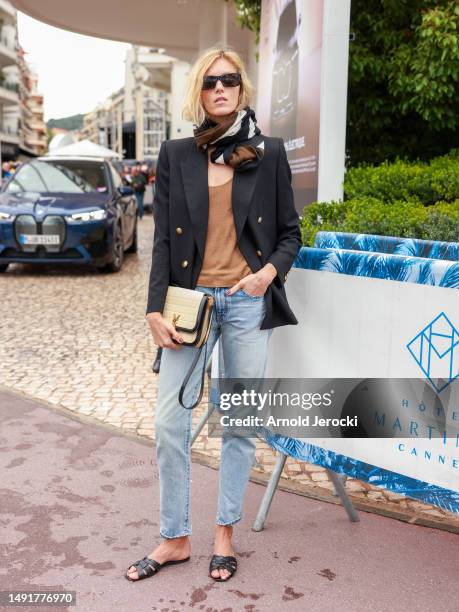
top-left (146, 312), bottom-right (184, 350)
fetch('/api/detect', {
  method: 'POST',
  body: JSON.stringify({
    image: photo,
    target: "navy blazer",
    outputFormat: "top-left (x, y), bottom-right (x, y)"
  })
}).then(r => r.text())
top-left (146, 134), bottom-right (302, 330)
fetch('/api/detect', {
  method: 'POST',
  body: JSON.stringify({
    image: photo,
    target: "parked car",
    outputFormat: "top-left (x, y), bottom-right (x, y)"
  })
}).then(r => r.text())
top-left (0, 155), bottom-right (138, 273)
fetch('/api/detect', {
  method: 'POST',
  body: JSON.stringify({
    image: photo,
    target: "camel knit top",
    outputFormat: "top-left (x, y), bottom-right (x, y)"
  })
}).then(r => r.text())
top-left (196, 177), bottom-right (252, 287)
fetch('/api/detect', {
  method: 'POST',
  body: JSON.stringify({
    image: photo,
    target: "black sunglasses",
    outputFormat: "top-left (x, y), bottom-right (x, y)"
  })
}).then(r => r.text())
top-left (202, 72), bottom-right (242, 90)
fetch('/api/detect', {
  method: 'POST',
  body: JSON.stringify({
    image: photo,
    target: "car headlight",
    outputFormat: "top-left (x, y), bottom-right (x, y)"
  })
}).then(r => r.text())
top-left (67, 209), bottom-right (107, 222)
top-left (0, 211), bottom-right (14, 221)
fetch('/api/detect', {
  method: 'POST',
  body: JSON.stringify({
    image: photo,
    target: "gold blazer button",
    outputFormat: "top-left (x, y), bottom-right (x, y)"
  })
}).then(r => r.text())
top-left (257, 216), bottom-right (263, 223)
top-left (256, 250), bottom-right (262, 257)
top-left (176, 227), bottom-right (183, 235)
top-left (181, 260), bottom-right (188, 268)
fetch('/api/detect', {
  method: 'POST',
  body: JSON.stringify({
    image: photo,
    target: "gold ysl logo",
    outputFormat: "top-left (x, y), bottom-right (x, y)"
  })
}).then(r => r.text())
top-left (172, 313), bottom-right (181, 328)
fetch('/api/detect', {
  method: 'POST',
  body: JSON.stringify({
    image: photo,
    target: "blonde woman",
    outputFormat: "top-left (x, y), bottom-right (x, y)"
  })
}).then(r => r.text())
top-left (126, 47), bottom-right (301, 583)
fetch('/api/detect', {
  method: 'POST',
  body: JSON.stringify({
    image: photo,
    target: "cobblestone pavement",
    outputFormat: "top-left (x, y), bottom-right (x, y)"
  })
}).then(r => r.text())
top-left (1, 213), bottom-right (458, 531)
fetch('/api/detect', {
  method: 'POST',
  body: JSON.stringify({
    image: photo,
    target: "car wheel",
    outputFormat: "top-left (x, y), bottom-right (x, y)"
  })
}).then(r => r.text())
top-left (126, 218), bottom-right (138, 254)
top-left (0, 263), bottom-right (9, 273)
top-left (103, 222), bottom-right (124, 272)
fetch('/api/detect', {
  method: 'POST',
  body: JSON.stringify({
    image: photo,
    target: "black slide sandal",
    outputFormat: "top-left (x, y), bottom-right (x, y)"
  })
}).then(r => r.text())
top-left (209, 554), bottom-right (238, 581)
top-left (125, 555), bottom-right (190, 581)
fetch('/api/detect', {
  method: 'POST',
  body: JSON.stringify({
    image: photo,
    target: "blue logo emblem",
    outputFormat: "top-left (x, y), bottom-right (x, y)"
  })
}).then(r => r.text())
top-left (407, 312), bottom-right (459, 392)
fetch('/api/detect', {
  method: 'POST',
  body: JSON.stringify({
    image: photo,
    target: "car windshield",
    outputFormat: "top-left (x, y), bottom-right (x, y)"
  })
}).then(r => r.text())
top-left (4, 160), bottom-right (108, 194)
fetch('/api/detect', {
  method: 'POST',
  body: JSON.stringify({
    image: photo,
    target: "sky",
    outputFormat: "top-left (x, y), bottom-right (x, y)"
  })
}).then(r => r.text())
top-left (17, 12), bottom-right (130, 122)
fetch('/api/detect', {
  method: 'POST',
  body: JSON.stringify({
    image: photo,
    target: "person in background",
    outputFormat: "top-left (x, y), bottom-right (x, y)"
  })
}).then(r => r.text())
top-left (148, 167), bottom-right (156, 201)
top-left (140, 163), bottom-right (149, 184)
top-left (141, 163), bottom-right (152, 214)
top-left (131, 166), bottom-right (147, 219)
top-left (2, 162), bottom-right (12, 181)
top-left (122, 164), bottom-right (132, 184)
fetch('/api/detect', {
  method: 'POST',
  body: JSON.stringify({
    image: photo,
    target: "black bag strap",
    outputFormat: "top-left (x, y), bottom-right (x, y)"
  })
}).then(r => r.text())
top-left (178, 339), bottom-right (209, 410)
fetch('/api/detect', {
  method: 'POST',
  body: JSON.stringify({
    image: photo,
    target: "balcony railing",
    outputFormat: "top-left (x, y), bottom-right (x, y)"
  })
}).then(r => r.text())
top-left (0, 34), bottom-right (16, 53)
top-left (0, 81), bottom-right (19, 93)
top-left (0, 125), bottom-right (19, 138)
top-left (29, 121), bottom-right (46, 131)
top-left (26, 136), bottom-right (47, 146)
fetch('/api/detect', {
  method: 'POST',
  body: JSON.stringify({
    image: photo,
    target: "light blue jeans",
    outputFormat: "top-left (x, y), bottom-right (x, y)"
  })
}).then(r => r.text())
top-left (154, 285), bottom-right (272, 539)
top-left (135, 191), bottom-right (144, 218)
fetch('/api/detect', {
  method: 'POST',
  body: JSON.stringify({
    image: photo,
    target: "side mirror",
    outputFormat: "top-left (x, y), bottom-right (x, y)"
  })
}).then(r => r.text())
top-left (118, 185), bottom-right (134, 196)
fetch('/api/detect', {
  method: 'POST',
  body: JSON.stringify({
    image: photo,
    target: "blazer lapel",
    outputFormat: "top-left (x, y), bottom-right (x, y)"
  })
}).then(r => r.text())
top-left (232, 134), bottom-right (265, 242)
top-left (232, 164), bottom-right (260, 243)
top-left (181, 141), bottom-right (208, 261)
top-left (180, 135), bottom-right (264, 259)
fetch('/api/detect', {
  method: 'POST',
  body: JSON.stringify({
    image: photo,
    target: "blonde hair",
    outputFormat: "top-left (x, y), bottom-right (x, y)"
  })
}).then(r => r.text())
top-left (182, 47), bottom-right (254, 126)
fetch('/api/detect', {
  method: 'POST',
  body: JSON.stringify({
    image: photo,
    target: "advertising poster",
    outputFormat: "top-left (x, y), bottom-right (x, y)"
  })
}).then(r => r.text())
top-left (257, 0), bottom-right (324, 207)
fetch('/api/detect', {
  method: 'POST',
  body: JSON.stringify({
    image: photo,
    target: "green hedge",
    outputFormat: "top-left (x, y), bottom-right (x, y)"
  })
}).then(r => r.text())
top-left (301, 150), bottom-right (459, 246)
top-left (343, 149), bottom-right (459, 205)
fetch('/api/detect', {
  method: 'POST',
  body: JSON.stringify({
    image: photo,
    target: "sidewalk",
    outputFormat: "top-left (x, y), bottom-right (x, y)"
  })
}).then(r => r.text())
top-left (0, 388), bottom-right (457, 612)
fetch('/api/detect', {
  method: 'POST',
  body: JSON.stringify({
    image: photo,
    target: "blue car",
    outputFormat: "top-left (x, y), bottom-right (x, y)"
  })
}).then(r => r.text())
top-left (0, 155), bottom-right (138, 273)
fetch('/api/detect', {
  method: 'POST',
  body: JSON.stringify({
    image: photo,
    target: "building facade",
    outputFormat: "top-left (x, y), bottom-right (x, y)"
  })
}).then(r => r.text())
top-left (0, 0), bottom-right (20, 161)
top-left (17, 46), bottom-right (47, 156)
top-left (22, 66), bottom-right (47, 155)
top-left (0, 1), bottom-right (46, 161)
top-left (81, 46), bottom-right (173, 161)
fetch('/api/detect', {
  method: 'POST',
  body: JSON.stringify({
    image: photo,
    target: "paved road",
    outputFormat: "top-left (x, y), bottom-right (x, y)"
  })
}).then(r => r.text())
top-left (0, 215), bottom-right (156, 430)
top-left (0, 388), bottom-right (458, 612)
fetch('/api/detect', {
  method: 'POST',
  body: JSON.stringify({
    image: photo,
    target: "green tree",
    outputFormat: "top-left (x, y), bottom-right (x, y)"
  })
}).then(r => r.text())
top-left (228, 0), bottom-right (459, 165)
top-left (225, 0), bottom-right (261, 44)
top-left (348, 0), bottom-right (459, 164)
top-left (47, 114), bottom-right (84, 131)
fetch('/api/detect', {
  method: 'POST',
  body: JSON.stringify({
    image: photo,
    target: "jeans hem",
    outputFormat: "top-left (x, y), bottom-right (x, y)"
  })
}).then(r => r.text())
top-left (215, 515), bottom-right (242, 527)
top-left (160, 530), bottom-right (192, 539)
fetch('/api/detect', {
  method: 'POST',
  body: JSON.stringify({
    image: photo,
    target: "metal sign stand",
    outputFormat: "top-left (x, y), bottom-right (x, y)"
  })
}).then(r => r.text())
top-left (191, 403), bottom-right (360, 530)
top-left (252, 452), bottom-right (359, 532)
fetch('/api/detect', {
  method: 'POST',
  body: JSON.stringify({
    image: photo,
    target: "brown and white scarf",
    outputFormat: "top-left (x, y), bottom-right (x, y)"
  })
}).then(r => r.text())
top-left (193, 106), bottom-right (264, 171)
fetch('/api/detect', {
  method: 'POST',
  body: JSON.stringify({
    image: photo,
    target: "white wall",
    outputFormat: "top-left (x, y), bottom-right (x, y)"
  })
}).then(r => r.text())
top-left (170, 60), bottom-right (193, 139)
top-left (317, 0), bottom-right (351, 202)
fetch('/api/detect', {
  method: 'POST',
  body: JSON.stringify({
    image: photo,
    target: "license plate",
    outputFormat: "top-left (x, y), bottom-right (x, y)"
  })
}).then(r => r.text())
top-left (19, 234), bottom-right (60, 245)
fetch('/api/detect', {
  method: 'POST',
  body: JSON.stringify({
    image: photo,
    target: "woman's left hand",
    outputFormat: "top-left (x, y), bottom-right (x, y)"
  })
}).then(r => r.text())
top-left (225, 264), bottom-right (278, 297)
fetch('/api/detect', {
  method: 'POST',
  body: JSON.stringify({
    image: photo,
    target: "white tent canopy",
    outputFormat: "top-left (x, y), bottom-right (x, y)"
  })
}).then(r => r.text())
top-left (45, 139), bottom-right (121, 159)
top-left (48, 132), bottom-right (77, 152)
